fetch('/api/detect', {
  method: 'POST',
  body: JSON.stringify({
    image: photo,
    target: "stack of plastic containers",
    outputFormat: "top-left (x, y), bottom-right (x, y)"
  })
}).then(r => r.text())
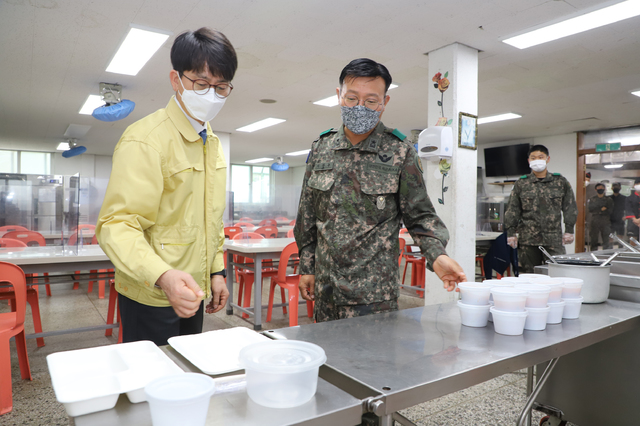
top-left (515, 284), bottom-right (551, 331)
top-left (457, 282), bottom-right (492, 327)
top-left (558, 277), bottom-right (584, 319)
top-left (490, 287), bottom-right (529, 335)
top-left (535, 278), bottom-right (566, 323)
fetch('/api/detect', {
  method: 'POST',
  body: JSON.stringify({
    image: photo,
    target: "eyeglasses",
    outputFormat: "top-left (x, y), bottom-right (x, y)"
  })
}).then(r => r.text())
top-left (181, 74), bottom-right (233, 98)
top-left (341, 95), bottom-right (384, 111)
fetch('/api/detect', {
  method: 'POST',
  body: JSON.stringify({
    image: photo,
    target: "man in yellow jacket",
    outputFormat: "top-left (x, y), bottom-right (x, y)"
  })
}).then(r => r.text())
top-left (96, 28), bottom-right (235, 345)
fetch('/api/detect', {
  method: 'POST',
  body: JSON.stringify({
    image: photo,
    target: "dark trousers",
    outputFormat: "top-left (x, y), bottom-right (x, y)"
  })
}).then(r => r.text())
top-left (590, 216), bottom-right (611, 250)
top-left (518, 244), bottom-right (565, 274)
top-left (118, 293), bottom-right (204, 346)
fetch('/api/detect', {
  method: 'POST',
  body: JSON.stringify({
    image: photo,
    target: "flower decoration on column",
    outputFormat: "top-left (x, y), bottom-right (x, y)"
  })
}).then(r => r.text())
top-left (432, 71), bottom-right (453, 205)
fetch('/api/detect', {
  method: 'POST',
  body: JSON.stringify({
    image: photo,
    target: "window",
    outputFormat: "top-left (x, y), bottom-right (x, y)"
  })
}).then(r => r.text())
top-left (231, 165), bottom-right (271, 204)
top-left (0, 150), bottom-right (51, 174)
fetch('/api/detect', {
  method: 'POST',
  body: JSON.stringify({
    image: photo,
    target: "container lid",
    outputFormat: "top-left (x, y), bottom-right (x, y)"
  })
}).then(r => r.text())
top-left (562, 295), bottom-right (584, 303)
top-left (457, 300), bottom-right (491, 309)
top-left (144, 373), bottom-right (215, 404)
top-left (559, 277), bottom-right (583, 285)
top-left (491, 287), bottom-right (528, 296)
top-left (535, 278), bottom-right (564, 287)
top-left (490, 306), bottom-right (528, 316)
top-left (514, 283), bottom-right (551, 294)
top-left (518, 274), bottom-right (549, 280)
top-left (458, 282), bottom-right (492, 290)
top-left (239, 340), bottom-right (327, 373)
top-left (482, 279), bottom-right (513, 287)
top-left (499, 277), bottom-right (532, 284)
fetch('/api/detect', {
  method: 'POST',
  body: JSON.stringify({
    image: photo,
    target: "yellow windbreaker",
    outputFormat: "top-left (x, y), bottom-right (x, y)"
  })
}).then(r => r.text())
top-left (96, 97), bottom-right (226, 307)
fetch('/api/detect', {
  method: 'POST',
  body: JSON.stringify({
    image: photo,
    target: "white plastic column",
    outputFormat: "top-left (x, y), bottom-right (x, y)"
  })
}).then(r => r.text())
top-left (422, 43), bottom-right (478, 305)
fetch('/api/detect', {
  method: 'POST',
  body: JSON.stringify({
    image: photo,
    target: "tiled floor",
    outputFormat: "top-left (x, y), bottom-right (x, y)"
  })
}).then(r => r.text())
top-left (2, 271), bottom-right (576, 426)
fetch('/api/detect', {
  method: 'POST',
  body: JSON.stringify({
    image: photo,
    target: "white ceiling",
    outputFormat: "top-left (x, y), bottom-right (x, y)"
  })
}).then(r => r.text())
top-left (1, 0), bottom-right (639, 168)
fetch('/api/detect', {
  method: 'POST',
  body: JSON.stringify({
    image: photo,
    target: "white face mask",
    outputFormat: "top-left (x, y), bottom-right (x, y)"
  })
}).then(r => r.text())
top-left (634, 185), bottom-right (640, 192)
top-left (529, 159), bottom-right (547, 173)
top-left (179, 78), bottom-right (226, 122)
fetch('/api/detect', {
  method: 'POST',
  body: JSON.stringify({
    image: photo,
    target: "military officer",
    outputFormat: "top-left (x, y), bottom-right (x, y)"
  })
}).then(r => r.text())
top-left (504, 145), bottom-right (578, 273)
top-left (588, 183), bottom-right (613, 250)
top-left (294, 58), bottom-right (466, 322)
top-left (609, 182), bottom-right (626, 238)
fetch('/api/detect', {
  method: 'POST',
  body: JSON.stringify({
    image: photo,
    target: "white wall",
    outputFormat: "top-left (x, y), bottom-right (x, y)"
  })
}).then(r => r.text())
top-left (478, 133), bottom-right (578, 253)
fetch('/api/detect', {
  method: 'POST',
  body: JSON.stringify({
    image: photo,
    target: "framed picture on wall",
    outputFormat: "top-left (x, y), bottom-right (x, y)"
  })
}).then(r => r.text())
top-left (458, 112), bottom-right (478, 150)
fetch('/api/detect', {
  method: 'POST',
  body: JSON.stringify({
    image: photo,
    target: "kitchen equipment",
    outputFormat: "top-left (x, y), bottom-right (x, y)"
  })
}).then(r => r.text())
top-left (600, 251), bottom-right (620, 266)
top-left (562, 296), bottom-right (584, 319)
top-left (457, 300), bottom-right (490, 327)
top-left (538, 246), bottom-right (557, 263)
top-left (145, 373), bottom-right (215, 426)
top-left (239, 340), bottom-right (327, 408)
top-left (546, 300), bottom-right (566, 324)
top-left (547, 263), bottom-right (610, 303)
top-left (610, 233), bottom-right (639, 252)
top-left (490, 307), bottom-right (528, 335)
top-left (630, 237), bottom-right (640, 248)
top-left (524, 306), bottom-right (551, 331)
top-left (590, 253), bottom-right (599, 262)
top-left (457, 282), bottom-right (492, 306)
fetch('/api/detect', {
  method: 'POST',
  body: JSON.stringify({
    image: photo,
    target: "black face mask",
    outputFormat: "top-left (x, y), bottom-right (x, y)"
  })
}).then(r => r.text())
top-left (613, 188), bottom-right (621, 194)
top-left (596, 188), bottom-right (605, 194)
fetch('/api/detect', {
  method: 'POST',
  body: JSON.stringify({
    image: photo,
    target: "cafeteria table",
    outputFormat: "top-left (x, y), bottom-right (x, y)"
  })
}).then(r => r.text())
top-left (269, 299), bottom-right (640, 426)
top-left (224, 237), bottom-right (295, 330)
top-left (71, 345), bottom-right (363, 426)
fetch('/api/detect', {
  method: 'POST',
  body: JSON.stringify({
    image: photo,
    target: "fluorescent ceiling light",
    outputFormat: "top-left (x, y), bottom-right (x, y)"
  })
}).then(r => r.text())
top-left (106, 26), bottom-right (171, 76)
top-left (503, 1), bottom-right (640, 49)
top-left (57, 142), bottom-right (70, 151)
top-left (313, 84), bottom-right (399, 107)
top-left (245, 157), bottom-right (274, 164)
top-left (478, 113), bottom-right (522, 125)
top-left (604, 164), bottom-right (623, 169)
top-left (286, 149), bottom-right (311, 156)
top-left (79, 95), bottom-right (105, 115)
top-left (631, 90), bottom-right (640, 97)
top-left (236, 118), bottom-right (286, 132)
top-left (620, 138), bottom-right (640, 146)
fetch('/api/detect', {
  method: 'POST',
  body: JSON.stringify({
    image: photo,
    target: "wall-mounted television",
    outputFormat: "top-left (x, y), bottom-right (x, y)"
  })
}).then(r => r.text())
top-left (484, 143), bottom-right (531, 177)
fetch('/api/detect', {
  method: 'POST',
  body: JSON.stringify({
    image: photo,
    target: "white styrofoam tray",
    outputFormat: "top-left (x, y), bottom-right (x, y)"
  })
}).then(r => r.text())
top-left (168, 327), bottom-right (270, 375)
top-left (47, 340), bottom-right (183, 417)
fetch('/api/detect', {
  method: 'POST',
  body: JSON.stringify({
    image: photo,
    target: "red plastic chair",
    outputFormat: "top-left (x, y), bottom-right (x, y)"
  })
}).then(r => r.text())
top-left (0, 262), bottom-right (32, 414)
top-left (74, 224), bottom-right (96, 231)
top-left (274, 216), bottom-right (289, 222)
top-left (105, 280), bottom-right (122, 343)
top-left (287, 229), bottom-right (294, 238)
top-left (289, 219), bottom-right (296, 226)
top-left (224, 226), bottom-right (242, 240)
top-left (87, 234), bottom-right (112, 299)
top-left (255, 226), bottom-right (278, 239)
top-left (398, 238), bottom-right (406, 266)
top-left (235, 222), bottom-right (255, 230)
top-left (2, 231), bottom-right (52, 298)
top-left (266, 242), bottom-right (313, 326)
top-left (238, 217), bottom-right (253, 222)
top-left (402, 243), bottom-right (426, 298)
top-left (400, 228), bottom-right (409, 234)
top-left (0, 225), bottom-right (28, 237)
top-left (232, 233), bottom-right (277, 319)
top-left (259, 219), bottom-right (277, 227)
top-left (68, 232), bottom-right (105, 297)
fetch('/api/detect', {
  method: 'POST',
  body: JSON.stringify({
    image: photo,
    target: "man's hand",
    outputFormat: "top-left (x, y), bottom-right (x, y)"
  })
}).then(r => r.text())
top-left (562, 233), bottom-right (575, 244)
top-left (433, 255), bottom-right (467, 292)
top-left (601, 206), bottom-right (607, 211)
top-left (299, 274), bottom-right (315, 301)
top-left (156, 269), bottom-right (204, 318)
top-left (507, 236), bottom-right (518, 249)
top-left (206, 275), bottom-right (229, 314)
top-left (633, 218), bottom-right (640, 226)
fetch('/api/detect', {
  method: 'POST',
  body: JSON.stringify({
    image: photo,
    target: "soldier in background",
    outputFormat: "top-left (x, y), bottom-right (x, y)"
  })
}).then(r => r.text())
top-left (504, 144), bottom-right (578, 273)
top-left (609, 182), bottom-right (626, 241)
top-left (294, 58), bottom-right (466, 322)
top-left (588, 182), bottom-right (613, 250)
top-left (625, 178), bottom-right (640, 240)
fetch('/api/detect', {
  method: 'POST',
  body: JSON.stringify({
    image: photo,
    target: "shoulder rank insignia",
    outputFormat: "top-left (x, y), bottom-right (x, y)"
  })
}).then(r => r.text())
top-left (520, 175), bottom-right (528, 179)
top-left (391, 128), bottom-right (406, 141)
top-left (552, 172), bottom-right (561, 176)
top-left (319, 128), bottom-right (335, 137)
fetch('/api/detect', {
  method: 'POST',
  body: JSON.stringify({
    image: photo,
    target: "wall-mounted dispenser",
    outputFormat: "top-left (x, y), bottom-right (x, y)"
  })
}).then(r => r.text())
top-left (417, 126), bottom-right (453, 159)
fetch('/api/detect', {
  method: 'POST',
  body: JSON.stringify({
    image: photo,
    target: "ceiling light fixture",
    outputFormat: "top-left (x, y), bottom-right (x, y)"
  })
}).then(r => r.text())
top-left (79, 95), bottom-right (105, 115)
top-left (313, 84), bottom-right (398, 107)
top-left (285, 149), bottom-right (311, 156)
top-left (236, 118), bottom-right (286, 132)
top-left (57, 142), bottom-right (70, 151)
top-left (620, 138), bottom-right (640, 146)
top-left (503, 0), bottom-right (640, 49)
top-left (478, 113), bottom-right (522, 125)
top-left (106, 25), bottom-right (172, 76)
top-left (245, 157), bottom-right (274, 164)
top-left (604, 163), bottom-right (623, 169)
top-left (631, 90), bottom-right (640, 97)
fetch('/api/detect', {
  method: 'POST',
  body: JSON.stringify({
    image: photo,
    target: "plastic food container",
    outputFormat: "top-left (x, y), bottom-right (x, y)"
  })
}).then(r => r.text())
top-left (47, 341), bottom-right (184, 416)
top-left (458, 282), bottom-right (493, 306)
top-left (514, 283), bottom-right (551, 308)
top-left (524, 306), bottom-right (551, 331)
top-left (499, 277), bottom-right (532, 285)
top-left (457, 300), bottom-right (490, 327)
top-left (562, 296), bottom-right (584, 319)
top-left (145, 373), bottom-right (215, 426)
top-left (546, 300), bottom-right (566, 324)
top-left (490, 307), bottom-right (528, 336)
top-left (490, 287), bottom-right (528, 312)
top-left (239, 340), bottom-right (326, 408)
top-left (483, 279), bottom-right (514, 302)
top-left (536, 278), bottom-right (564, 303)
top-left (488, 300), bottom-right (494, 322)
top-left (518, 273), bottom-right (549, 281)
top-left (560, 277), bottom-right (583, 299)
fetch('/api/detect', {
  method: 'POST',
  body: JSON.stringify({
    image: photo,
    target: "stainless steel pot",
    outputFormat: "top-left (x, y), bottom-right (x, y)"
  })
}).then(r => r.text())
top-left (547, 262), bottom-right (610, 303)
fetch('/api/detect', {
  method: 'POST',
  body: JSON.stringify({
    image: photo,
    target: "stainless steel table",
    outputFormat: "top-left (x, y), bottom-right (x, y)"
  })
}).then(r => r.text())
top-left (71, 346), bottom-right (363, 426)
top-left (269, 300), bottom-right (640, 424)
top-left (0, 245), bottom-right (113, 274)
top-left (224, 238), bottom-right (295, 330)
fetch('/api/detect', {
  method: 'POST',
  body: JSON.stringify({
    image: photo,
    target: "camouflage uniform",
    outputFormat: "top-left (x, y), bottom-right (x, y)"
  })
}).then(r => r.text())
top-left (587, 195), bottom-right (613, 250)
top-left (294, 122), bottom-right (449, 322)
top-left (504, 172), bottom-right (578, 273)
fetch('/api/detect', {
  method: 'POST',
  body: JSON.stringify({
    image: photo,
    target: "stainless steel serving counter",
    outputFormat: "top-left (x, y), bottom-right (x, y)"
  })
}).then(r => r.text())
top-left (269, 300), bottom-right (640, 422)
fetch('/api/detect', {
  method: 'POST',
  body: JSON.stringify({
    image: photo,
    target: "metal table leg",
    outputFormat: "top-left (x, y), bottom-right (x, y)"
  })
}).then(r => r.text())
top-left (253, 253), bottom-right (264, 330)
top-left (226, 250), bottom-right (234, 315)
top-left (525, 366), bottom-right (534, 426)
top-left (517, 358), bottom-right (559, 426)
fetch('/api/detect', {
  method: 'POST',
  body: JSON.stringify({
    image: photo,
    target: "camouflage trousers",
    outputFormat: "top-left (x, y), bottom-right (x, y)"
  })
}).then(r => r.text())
top-left (589, 216), bottom-right (612, 250)
top-left (314, 283), bottom-right (398, 323)
top-left (518, 244), bottom-right (565, 274)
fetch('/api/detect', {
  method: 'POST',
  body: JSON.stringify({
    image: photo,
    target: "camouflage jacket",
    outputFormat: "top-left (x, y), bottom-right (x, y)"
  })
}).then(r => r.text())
top-left (504, 172), bottom-right (577, 246)
top-left (294, 122), bottom-right (449, 306)
top-left (588, 195), bottom-right (614, 216)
